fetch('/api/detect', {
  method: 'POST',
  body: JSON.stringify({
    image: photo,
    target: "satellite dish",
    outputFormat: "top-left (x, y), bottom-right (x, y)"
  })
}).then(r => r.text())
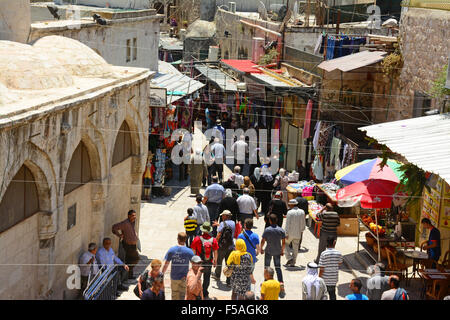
top-left (258, 1), bottom-right (268, 21)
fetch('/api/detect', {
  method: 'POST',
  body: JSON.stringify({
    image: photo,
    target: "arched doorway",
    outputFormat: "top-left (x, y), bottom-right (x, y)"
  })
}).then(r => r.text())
top-left (106, 121), bottom-right (134, 247)
top-left (0, 164), bottom-right (41, 299)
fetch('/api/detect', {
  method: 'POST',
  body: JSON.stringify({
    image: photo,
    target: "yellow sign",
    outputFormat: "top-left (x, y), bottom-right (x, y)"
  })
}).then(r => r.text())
top-left (421, 178), bottom-right (442, 228)
top-left (440, 181), bottom-right (450, 229)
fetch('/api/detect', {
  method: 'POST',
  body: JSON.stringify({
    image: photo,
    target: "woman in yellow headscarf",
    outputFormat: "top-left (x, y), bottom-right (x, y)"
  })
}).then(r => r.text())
top-left (227, 239), bottom-right (256, 300)
top-left (240, 176), bottom-right (255, 197)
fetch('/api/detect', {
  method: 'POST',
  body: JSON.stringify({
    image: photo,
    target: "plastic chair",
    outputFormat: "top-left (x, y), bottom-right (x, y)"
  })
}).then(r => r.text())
top-left (440, 250), bottom-right (450, 269)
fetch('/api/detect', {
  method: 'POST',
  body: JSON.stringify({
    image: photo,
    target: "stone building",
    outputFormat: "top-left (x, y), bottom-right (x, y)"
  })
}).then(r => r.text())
top-left (0, 36), bottom-right (152, 299)
top-left (30, 2), bottom-right (161, 71)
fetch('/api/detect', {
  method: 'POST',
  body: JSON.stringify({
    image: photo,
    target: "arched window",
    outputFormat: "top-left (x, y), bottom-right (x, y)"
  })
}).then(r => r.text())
top-left (0, 165), bottom-right (40, 233)
top-left (112, 121), bottom-right (132, 166)
top-left (64, 142), bottom-right (92, 195)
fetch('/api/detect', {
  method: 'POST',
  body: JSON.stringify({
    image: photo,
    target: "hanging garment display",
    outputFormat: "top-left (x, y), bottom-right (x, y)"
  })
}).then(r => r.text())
top-left (330, 137), bottom-right (342, 170)
top-left (313, 121), bottom-right (321, 151)
top-left (312, 154), bottom-right (324, 181)
top-left (303, 99), bottom-right (313, 140)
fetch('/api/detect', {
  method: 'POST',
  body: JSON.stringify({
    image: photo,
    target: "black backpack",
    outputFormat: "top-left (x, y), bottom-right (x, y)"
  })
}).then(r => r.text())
top-left (219, 223), bottom-right (234, 248)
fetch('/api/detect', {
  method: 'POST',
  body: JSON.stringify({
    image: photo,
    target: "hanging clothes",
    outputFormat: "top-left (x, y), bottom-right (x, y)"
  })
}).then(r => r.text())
top-left (313, 121), bottom-right (321, 151)
top-left (314, 34), bottom-right (323, 55)
top-left (312, 155), bottom-right (324, 181)
top-left (303, 99), bottom-right (313, 140)
top-left (330, 137), bottom-right (342, 170)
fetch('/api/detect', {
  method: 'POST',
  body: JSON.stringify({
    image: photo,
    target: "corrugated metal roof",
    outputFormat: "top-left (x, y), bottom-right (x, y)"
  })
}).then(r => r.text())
top-left (151, 61), bottom-right (205, 103)
top-left (159, 37), bottom-right (183, 51)
top-left (318, 51), bottom-right (387, 72)
top-left (195, 64), bottom-right (239, 92)
top-left (250, 73), bottom-right (296, 88)
top-left (221, 60), bottom-right (262, 74)
top-left (359, 113), bottom-right (450, 184)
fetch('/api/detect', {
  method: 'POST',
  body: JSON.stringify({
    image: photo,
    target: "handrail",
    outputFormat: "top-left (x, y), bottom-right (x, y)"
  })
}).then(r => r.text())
top-left (83, 265), bottom-right (119, 300)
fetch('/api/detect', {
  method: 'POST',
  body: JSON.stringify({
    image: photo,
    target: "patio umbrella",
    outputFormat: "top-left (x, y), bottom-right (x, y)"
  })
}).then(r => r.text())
top-left (335, 179), bottom-right (399, 209)
top-left (335, 158), bottom-right (405, 185)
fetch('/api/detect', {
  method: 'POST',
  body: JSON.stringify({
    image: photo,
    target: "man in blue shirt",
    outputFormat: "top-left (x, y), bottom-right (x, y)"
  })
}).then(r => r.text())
top-left (421, 218), bottom-right (441, 268)
top-left (203, 176), bottom-right (225, 236)
top-left (96, 238), bottom-right (129, 291)
top-left (238, 218), bottom-right (260, 272)
top-left (162, 232), bottom-right (194, 300)
top-left (213, 119), bottom-right (226, 141)
top-left (345, 278), bottom-right (369, 300)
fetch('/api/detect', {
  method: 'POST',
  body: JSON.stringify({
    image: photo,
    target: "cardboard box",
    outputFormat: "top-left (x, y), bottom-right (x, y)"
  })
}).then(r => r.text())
top-left (337, 217), bottom-right (359, 236)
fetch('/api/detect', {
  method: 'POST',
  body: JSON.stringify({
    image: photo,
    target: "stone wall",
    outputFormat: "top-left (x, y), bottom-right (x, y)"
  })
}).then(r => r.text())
top-left (29, 18), bottom-right (160, 72)
top-left (0, 73), bottom-right (150, 300)
top-left (387, 8), bottom-right (450, 121)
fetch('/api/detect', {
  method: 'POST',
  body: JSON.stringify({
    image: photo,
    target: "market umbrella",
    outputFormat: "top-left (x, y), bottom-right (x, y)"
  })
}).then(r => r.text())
top-left (335, 179), bottom-right (399, 209)
top-left (335, 158), bottom-right (405, 185)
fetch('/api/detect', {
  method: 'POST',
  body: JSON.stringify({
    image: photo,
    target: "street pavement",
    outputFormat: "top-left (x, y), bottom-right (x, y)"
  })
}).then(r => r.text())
top-left (117, 165), bottom-right (366, 300)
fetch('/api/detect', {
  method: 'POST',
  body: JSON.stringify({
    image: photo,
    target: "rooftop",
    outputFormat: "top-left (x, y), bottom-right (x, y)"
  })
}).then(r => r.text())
top-left (359, 113), bottom-right (450, 184)
top-left (0, 36), bottom-right (153, 126)
top-left (317, 51), bottom-right (387, 72)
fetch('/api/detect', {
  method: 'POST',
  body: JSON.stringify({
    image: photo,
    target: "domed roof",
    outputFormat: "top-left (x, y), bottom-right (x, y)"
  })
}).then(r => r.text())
top-left (0, 83), bottom-right (18, 106)
top-left (0, 41), bottom-right (74, 90)
top-left (33, 36), bottom-right (115, 78)
top-left (185, 20), bottom-right (216, 38)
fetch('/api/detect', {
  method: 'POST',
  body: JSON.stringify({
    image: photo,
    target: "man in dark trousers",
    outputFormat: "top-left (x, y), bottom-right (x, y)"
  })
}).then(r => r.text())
top-left (314, 203), bottom-right (340, 264)
top-left (421, 218), bottom-right (441, 268)
top-left (112, 209), bottom-right (140, 279)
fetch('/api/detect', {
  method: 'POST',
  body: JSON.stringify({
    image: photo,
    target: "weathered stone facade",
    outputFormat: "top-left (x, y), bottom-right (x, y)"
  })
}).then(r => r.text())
top-left (0, 36), bottom-right (152, 299)
top-left (384, 8), bottom-right (450, 121)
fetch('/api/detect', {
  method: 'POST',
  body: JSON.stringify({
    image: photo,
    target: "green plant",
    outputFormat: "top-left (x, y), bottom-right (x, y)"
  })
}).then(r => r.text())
top-left (429, 64), bottom-right (450, 98)
top-left (381, 40), bottom-right (403, 79)
top-left (258, 48), bottom-right (279, 65)
top-left (397, 162), bottom-right (429, 205)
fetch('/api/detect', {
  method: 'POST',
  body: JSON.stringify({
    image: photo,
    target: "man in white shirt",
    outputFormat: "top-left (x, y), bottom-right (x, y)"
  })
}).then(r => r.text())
top-left (284, 199), bottom-right (306, 267)
top-left (78, 243), bottom-right (99, 298)
top-left (231, 136), bottom-right (248, 165)
top-left (232, 166), bottom-right (244, 188)
top-left (193, 194), bottom-right (210, 235)
top-left (211, 138), bottom-right (226, 183)
top-left (96, 237), bottom-right (130, 290)
top-left (237, 188), bottom-right (259, 224)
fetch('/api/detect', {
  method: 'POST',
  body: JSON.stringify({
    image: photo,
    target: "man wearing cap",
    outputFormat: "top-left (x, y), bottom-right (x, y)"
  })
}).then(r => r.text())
top-left (212, 210), bottom-right (235, 285)
top-left (186, 256), bottom-right (204, 300)
top-left (265, 191), bottom-right (287, 229)
top-left (191, 222), bottom-right (219, 299)
top-left (284, 199), bottom-right (306, 267)
top-left (302, 262), bottom-right (329, 300)
top-left (203, 177), bottom-right (225, 237)
top-left (237, 187), bottom-right (259, 225)
top-left (213, 119), bottom-right (225, 141)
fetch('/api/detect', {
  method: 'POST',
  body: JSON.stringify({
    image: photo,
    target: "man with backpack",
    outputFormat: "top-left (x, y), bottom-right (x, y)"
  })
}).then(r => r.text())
top-left (212, 210), bottom-right (235, 286)
top-left (381, 275), bottom-right (409, 300)
top-left (238, 218), bottom-right (260, 272)
top-left (191, 222), bottom-right (219, 299)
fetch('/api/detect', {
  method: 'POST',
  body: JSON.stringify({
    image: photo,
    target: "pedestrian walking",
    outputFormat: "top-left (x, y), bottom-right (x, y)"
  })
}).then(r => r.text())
top-left (366, 263), bottom-right (390, 300)
top-left (302, 262), bottom-right (329, 300)
top-left (184, 208), bottom-right (198, 247)
top-left (218, 189), bottom-right (240, 222)
top-left (265, 191), bottom-right (287, 229)
top-left (186, 256), bottom-right (204, 300)
top-left (260, 214), bottom-right (286, 297)
top-left (191, 222), bottom-right (219, 299)
top-left (273, 168), bottom-right (289, 205)
top-left (232, 166), bottom-right (245, 188)
top-left (96, 238), bottom-right (129, 291)
top-left (318, 236), bottom-right (343, 300)
top-left (237, 218), bottom-right (260, 271)
top-left (227, 239), bottom-right (255, 300)
top-left (193, 194), bottom-right (210, 236)
top-left (141, 279), bottom-right (165, 300)
top-left (212, 210), bottom-right (235, 286)
top-left (260, 267), bottom-right (280, 300)
top-left (211, 137), bottom-right (226, 183)
top-left (78, 243), bottom-right (99, 299)
top-left (259, 168), bottom-right (274, 215)
top-left (241, 176), bottom-right (255, 197)
top-left (162, 232), bottom-right (194, 300)
top-left (236, 187), bottom-right (259, 225)
top-left (135, 259), bottom-right (164, 299)
top-left (203, 176), bottom-right (225, 236)
top-left (294, 196), bottom-right (309, 249)
top-left (284, 199), bottom-right (306, 267)
top-left (345, 279), bottom-right (369, 300)
top-left (315, 203), bottom-right (340, 263)
top-left (112, 209), bottom-right (140, 279)
top-left (222, 175), bottom-right (240, 195)
top-left (250, 167), bottom-right (263, 211)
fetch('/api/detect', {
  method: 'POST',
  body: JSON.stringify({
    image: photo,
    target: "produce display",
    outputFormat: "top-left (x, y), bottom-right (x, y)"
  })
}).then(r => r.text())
top-left (361, 214), bottom-right (386, 236)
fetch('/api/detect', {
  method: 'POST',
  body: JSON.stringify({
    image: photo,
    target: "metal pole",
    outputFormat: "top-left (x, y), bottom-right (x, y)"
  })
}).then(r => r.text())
top-left (375, 208), bottom-right (381, 262)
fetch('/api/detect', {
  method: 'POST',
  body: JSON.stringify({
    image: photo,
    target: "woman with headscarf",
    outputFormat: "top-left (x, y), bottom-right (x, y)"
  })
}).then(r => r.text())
top-left (218, 189), bottom-right (240, 222)
top-left (273, 168), bottom-right (290, 205)
top-left (265, 191), bottom-right (287, 229)
top-left (260, 164), bottom-right (274, 215)
top-left (227, 239), bottom-right (255, 300)
top-left (135, 259), bottom-right (165, 299)
top-left (250, 167), bottom-right (264, 212)
top-left (240, 176), bottom-right (255, 198)
top-left (295, 196), bottom-right (310, 249)
top-left (301, 262), bottom-right (329, 300)
top-left (222, 175), bottom-right (240, 195)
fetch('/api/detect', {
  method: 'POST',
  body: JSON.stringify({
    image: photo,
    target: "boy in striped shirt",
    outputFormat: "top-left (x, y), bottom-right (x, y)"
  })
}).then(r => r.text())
top-left (318, 236), bottom-right (343, 300)
top-left (184, 208), bottom-right (198, 248)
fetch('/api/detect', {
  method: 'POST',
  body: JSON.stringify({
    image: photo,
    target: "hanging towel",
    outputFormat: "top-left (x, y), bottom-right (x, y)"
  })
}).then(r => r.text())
top-left (312, 155), bottom-right (324, 181)
top-left (313, 121), bottom-right (321, 151)
top-left (303, 99), bottom-right (313, 140)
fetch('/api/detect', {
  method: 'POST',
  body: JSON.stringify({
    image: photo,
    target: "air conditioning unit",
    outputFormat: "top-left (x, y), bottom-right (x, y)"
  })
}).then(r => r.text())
top-left (229, 2), bottom-right (236, 13)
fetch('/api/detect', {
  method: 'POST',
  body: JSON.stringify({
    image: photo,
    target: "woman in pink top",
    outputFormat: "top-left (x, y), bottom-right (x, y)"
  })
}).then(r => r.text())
top-left (185, 256), bottom-right (204, 300)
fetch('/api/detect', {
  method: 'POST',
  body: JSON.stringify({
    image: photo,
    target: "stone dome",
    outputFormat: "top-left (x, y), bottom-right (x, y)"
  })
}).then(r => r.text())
top-left (185, 20), bottom-right (216, 38)
top-left (0, 83), bottom-right (18, 106)
top-left (0, 41), bottom-right (74, 90)
top-left (33, 36), bottom-right (115, 78)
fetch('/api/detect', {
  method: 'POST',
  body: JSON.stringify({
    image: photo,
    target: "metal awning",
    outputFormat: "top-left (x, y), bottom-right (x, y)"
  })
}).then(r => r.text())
top-left (159, 37), bottom-right (183, 51)
top-left (359, 113), bottom-right (450, 184)
top-left (318, 51), bottom-right (387, 72)
top-left (151, 61), bottom-right (205, 103)
top-left (195, 64), bottom-right (239, 92)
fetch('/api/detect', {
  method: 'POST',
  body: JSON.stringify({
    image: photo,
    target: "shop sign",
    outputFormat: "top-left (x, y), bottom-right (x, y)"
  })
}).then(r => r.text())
top-left (149, 87), bottom-right (167, 107)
